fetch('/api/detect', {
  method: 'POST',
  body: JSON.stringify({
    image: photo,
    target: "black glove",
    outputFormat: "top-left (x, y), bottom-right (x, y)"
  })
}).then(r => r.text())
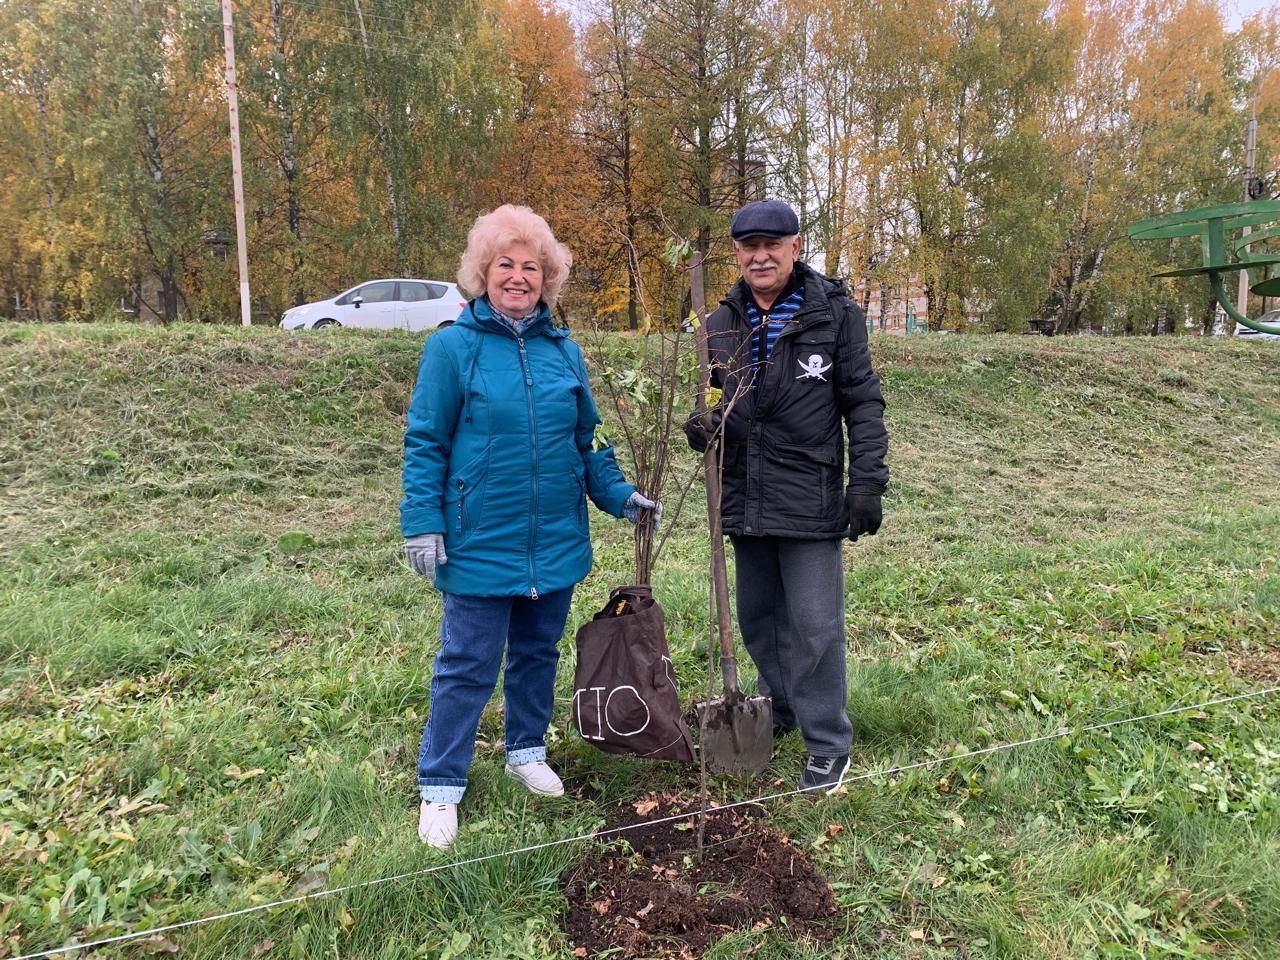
top-left (845, 492), bottom-right (882, 541)
top-left (682, 406), bottom-right (724, 453)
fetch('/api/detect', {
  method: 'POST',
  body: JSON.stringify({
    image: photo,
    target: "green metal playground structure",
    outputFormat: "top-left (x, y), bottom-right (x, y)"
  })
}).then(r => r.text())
top-left (1129, 199), bottom-right (1280, 336)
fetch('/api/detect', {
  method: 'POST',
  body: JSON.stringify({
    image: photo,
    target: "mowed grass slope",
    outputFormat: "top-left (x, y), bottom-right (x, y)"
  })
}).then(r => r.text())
top-left (1, 323), bottom-right (1278, 959)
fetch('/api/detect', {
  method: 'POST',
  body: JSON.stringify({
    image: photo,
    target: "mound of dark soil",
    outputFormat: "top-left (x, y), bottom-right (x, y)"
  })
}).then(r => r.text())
top-left (561, 794), bottom-right (837, 958)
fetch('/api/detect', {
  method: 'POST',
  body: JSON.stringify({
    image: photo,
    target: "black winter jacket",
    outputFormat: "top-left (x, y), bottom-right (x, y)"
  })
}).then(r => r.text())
top-left (703, 261), bottom-right (889, 539)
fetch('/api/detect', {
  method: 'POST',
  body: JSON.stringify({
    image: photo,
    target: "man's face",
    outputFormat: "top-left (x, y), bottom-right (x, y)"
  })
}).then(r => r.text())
top-left (733, 234), bottom-right (802, 302)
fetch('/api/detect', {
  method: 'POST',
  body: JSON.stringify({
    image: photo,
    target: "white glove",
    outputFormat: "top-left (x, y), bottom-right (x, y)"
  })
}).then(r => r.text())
top-left (404, 534), bottom-right (448, 581)
top-left (623, 491), bottom-right (662, 530)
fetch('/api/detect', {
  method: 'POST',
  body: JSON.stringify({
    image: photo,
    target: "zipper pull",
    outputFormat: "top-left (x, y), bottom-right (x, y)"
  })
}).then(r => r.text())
top-left (530, 586), bottom-right (539, 600)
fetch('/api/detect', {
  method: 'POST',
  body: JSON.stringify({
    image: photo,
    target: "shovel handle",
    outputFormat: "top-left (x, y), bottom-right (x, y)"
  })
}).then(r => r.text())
top-left (691, 252), bottom-right (741, 696)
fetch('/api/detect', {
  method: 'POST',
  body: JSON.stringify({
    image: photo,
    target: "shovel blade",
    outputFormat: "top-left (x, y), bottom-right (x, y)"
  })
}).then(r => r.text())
top-left (698, 694), bottom-right (774, 776)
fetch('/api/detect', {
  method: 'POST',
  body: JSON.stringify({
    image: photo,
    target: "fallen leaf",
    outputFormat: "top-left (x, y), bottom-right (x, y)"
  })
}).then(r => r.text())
top-left (633, 798), bottom-right (660, 816)
top-left (592, 899), bottom-right (611, 915)
top-left (951, 816), bottom-right (965, 828)
top-left (826, 824), bottom-right (845, 837)
top-left (222, 765), bottom-right (265, 782)
top-left (1186, 741), bottom-right (1206, 753)
top-left (931, 874), bottom-right (947, 888)
top-left (113, 796), bottom-right (169, 818)
top-left (139, 936), bottom-right (180, 954)
top-left (636, 901), bottom-right (654, 918)
top-left (572, 949), bottom-right (587, 958)
top-left (910, 929), bottom-right (926, 940)
top-left (252, 940), bottom-right (276, 956)
top-left (292, 872), bottom-right (328, 896)
top-left (338, 907), bottom-right (355, 931)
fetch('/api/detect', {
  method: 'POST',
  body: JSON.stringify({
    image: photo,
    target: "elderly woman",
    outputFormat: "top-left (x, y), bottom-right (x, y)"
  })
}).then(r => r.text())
top-left (401, 205), bottom-right (658, 848)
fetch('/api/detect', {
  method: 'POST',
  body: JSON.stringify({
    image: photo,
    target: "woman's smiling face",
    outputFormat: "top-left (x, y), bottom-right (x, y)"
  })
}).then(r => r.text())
top-left (486, 242), bottom-right (543, 316)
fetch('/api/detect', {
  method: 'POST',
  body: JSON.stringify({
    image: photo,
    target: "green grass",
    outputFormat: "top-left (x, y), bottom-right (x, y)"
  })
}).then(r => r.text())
top-left (1, 323), bottom-right (1278, 959)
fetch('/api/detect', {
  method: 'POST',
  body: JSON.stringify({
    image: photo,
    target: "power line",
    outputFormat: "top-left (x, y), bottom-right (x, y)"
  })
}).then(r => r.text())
top-left (10, 684), bottom-right (1277, 960)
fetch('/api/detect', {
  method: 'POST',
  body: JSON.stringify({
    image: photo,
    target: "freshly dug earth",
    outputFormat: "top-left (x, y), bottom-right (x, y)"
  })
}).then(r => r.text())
top-left (561, 794), bottom-right (837, 958)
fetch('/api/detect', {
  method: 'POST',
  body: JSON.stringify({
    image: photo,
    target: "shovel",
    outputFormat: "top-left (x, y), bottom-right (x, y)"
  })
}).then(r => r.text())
top-left (690, 252), bottom-right (773, 776)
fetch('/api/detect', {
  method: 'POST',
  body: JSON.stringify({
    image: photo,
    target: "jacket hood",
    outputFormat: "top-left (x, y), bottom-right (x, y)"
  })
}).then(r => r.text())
top-left (457, 295), bottom-right (569, 339)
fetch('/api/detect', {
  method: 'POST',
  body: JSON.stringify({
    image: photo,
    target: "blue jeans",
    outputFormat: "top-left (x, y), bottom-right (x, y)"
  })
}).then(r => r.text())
top-left (418, 586), bottom-right (575, 804)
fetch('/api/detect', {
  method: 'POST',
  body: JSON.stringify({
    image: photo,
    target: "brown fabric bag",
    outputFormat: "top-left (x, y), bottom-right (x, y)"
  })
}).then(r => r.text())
top-left (571, 585), bottom-right (696, 762)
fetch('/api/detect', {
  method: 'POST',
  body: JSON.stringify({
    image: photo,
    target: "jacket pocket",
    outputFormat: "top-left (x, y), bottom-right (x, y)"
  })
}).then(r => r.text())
top-left (443, 448), bottom-right (490, 545)
top-left (765, 440), bottom-right (840, 518)
top-left (571, 463), bottom-right (588, 533)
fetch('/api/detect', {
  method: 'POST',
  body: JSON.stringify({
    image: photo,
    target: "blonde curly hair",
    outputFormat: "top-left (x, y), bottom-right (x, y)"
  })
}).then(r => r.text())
top-left (457, 205), bottom-right (573, 309)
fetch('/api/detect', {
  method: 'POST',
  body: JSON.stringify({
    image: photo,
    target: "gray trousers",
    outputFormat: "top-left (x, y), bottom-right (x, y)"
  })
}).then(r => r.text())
top-left (729, 535), bottom-right (852, 758)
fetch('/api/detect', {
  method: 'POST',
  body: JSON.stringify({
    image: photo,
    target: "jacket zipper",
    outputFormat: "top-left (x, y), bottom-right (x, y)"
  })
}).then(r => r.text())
top-left (517, 336), bottom-right (539, 599)
top-left (721, 296), bottom-right (827, 534)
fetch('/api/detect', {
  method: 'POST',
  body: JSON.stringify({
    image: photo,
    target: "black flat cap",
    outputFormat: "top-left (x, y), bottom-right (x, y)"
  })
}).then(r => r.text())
top-left (730, 199), bottom-right (800, 239)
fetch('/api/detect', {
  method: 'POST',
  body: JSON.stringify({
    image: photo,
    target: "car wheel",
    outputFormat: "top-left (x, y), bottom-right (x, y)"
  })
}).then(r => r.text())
top-left (313, 318), bottom-right (339, 329)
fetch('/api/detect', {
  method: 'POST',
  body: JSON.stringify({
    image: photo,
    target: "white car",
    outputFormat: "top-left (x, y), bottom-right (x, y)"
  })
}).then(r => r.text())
top-left (279, 279), bottom-right (466, 331)
top-left (1235, 309), bottom-right (1279, 341)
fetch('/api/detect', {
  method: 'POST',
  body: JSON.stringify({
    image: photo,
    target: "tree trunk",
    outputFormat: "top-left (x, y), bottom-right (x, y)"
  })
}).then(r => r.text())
top-left (352, 0), bottom-right (404, 268)
top-left (612, 0), bottom-right (639, 332)
top-left (270, 0), bottom-right (305, 305)
top-left (32, 68), bottom-right (61, 320)
top-left (694, 0), bottom-right (712, 260)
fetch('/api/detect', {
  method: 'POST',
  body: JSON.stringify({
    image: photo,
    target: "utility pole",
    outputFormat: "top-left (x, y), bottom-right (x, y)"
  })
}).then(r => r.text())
top-left (1235, 92), bottom-right (1260, 333)
top-left (222, 0), bottom-right (252, 327)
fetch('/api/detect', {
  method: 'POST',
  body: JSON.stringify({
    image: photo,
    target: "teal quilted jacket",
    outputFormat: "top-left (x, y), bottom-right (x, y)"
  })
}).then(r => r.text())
top-left (400, 297), bottom-right (635, 597)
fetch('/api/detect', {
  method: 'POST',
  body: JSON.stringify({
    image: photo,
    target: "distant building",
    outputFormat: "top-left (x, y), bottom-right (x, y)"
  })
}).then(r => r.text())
top-left (848, 274), bottom-right (987, 333)
top-left (849, 275), bottom-right (930, 334)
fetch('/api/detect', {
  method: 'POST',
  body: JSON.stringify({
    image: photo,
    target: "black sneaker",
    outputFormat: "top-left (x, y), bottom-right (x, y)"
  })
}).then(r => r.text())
top-left (799, 754), bottom-right (851, 795)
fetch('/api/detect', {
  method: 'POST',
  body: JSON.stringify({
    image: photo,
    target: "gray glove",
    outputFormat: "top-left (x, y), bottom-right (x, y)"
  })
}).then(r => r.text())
top-left (623, 491), bottom-right (662, 530)
top-left (404, 533), bottom-right (448, 581)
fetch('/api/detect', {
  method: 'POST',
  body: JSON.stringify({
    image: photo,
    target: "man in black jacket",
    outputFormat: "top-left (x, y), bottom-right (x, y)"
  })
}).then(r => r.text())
top-left (686, 198), bottom-right (889, 795)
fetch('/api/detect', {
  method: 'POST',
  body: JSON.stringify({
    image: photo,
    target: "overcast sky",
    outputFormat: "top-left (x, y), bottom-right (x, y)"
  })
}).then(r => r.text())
top-left (560, 0), bottom-right (1276, 31)
top-left (1226, 0), bottom-right (1277, 28)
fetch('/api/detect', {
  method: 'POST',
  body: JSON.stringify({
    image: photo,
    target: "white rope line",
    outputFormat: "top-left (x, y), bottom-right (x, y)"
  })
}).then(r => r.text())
top-left (13, 684), bottom-right (1277, 960)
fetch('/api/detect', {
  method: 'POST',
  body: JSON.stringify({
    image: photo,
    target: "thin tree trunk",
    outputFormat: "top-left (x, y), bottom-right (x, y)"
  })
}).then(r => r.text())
top-left (611, 0), bottom-right (639, 332)
top-left (694, 0), bottom-right (712, 259)
top-left (33, 71), bottom-right (56, 214)
top-left (270, 0), bottom-right (304, 305)
top-left (352, 0), bottom-right (403, 266)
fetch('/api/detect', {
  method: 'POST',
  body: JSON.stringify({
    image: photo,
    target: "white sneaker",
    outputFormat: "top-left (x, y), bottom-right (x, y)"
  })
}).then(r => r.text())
top-left (418, 801), bottom-right (457, 848)
top-left (505, 760), bottom-right (564, 797)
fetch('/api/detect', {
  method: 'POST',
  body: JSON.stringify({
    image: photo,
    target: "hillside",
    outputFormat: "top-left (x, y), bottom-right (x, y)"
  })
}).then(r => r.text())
top-left (1, 324), bottom-right (1278, 959)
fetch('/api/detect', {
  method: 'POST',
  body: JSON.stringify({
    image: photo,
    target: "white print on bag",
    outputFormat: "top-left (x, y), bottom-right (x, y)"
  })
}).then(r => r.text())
top-left (572, 684), bottom-right (652, 740)
top-left (796, 354), bottom-right (832, 381)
